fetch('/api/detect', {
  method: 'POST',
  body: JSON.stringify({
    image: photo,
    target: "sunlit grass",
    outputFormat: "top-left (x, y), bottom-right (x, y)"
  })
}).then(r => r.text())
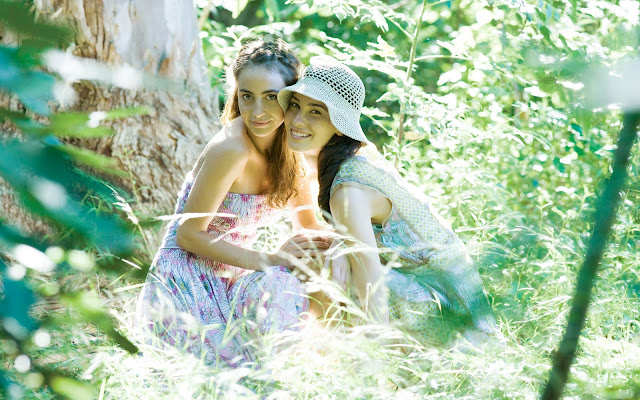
top-left (21, 222), bottom-right (640, 399)
top-left (12, 79), bottom-right (639, 400)
top-left (14, 147), bottom-right (637, 399)
top-left (18, 135), bottom-right (640, 399)
top-left (31, 295), bottom-right (638, 399)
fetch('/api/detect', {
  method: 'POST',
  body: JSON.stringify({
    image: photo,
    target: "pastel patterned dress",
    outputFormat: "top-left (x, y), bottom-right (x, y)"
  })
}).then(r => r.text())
top-left (330, 145), bottom-right (496, 346)
top-left (136, 172), bottom-right (308, 367)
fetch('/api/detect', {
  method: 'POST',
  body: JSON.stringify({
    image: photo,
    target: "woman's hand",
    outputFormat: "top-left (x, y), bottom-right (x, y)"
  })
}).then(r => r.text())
top-left (271, 230), bottom-right (332, 270)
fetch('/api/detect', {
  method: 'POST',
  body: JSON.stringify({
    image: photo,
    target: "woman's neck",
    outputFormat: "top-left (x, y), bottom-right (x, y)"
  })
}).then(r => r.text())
top-left (247, 129), bottom-right (277, 156)
top-left (303, 153), bottom-right (319, 172)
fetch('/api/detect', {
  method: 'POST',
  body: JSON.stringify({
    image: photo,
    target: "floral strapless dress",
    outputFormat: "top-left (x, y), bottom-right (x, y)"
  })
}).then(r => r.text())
top-left (136, 172), bottom-right (308, 367)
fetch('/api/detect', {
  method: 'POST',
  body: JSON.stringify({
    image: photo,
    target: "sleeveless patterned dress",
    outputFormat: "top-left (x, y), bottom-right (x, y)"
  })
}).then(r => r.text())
top-left (330, 145), bottom-right (496, 346)
top-left (136, 172), bottom-right (309, 367)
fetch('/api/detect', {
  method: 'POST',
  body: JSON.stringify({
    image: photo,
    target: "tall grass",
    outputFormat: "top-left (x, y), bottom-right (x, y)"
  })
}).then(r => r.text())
top-left (13, 85), bottom-right (639, 397)
top-left (14, 102), bottom-right (639, 399)
top-left (22, 155), bottom-right (640, 398)
top-left (11, 1), bottom-right (640, 396)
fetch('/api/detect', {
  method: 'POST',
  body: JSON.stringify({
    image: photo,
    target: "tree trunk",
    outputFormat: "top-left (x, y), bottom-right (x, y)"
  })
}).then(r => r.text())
top-left (2, 0), bottom-right (219, 237)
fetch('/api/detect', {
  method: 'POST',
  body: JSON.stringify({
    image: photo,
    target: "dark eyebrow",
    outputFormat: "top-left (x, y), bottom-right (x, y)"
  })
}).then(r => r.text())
top-left (239, 89), bottom-right (279, 94)
top-left (291, 95), bottom-right (328, 111)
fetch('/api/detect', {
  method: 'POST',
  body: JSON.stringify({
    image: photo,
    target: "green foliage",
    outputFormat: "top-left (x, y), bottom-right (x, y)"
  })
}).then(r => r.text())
top-left (0, 260), bottom-right (38, 337)
top-left (3, 0), bottom-right (639, 398)
top-left (542, 112), bottom-right (639, 400)
top-left (0, 1), bottom-right (73, 49)
top-left (193, 0), bottom-right (640, 397)
top-left (0, 1), bottom-right (142, 398)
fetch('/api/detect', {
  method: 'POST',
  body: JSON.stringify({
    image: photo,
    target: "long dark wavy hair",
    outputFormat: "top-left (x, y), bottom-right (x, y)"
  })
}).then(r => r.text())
top-left (317, 134), bottom-right (363, 219)
top-left (220, 38), bottom-right (302, 208)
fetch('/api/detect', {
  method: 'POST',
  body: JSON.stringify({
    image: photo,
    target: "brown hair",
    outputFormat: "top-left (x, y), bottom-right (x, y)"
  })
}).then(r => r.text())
top-left (220, 38), bottom-right (303, 208)
top-left (317, 135), bottom-right (362, 220)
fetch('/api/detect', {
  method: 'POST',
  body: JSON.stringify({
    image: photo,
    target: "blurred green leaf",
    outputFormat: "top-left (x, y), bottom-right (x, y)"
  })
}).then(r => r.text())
top-left (48, 107), bottom-right (151, 138)
top-left (61, 291), bottom-right (105, 319)
top-left (8, 72), bottom-right (55, 116)
top-left (553, 156), bottom-right (566, 173)
top-left (0, 108), bottom-right (47, 134)
top-left (0, 139), bottom-right (134, 254)
top-left (0, 261), bottom-right (39, 339)
top-left (229, 0), bottom-right (249, 18)
top-left (104, 326), bottom-right (139, 354)
top-left (334, 6), bottom-right (348, 22)
top-left (53, 144), bottom-right (125, 176)
top-left (62, 291), bottom-right (138, 353)
top-left (0, 223), bottom-right (47, 252)
top-left (101, 106), bottom-right (152, 120)
top-left (536, 72), bottom-right (557, 94)
top-left (0, 0), bottom-right (73, 48)
top-left (265, 0), bottom-right (281, 22)
top-left (49, 375), bottom-right (95, 400)
top-left (570, 123), bottom-right (582, 136)
top-left (0, 370), bottom-right (23, 400)
top-left (539, 26), bottom-right (556, 49)
top-left (0, 47), bottom-right (21, 85)
top-left (50, 113), bottom-right (113, 138)
top-left (551, 89), bottom-right (569, 108)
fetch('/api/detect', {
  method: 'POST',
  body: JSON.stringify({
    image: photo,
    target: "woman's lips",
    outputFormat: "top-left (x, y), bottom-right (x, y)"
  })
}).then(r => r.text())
top-left (251, 120), bottom-right (270, 128)
top-left (290, 129), bottom-right (311, 139)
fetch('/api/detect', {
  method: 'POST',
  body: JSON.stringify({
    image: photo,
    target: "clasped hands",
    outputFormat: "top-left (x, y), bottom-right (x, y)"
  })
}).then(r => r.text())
top-left (270, 230), bottom-right (348, 289)
top-left (271, 229), bottom-right (332, 270)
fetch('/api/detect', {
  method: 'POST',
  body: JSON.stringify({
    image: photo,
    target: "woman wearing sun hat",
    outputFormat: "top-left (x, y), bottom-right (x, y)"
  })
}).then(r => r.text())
top-left (277, 57), bottom-right (498, 345)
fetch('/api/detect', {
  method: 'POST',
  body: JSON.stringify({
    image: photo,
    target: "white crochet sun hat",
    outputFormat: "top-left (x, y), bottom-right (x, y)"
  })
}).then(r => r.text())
top-left (278, 56), bottom-right (368, 142)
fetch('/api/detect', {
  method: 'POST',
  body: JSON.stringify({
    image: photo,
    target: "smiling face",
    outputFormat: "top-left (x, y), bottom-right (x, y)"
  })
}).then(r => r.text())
top-left (236, 65), bottom-right (287, 138)
top-left (284, 93), bottom-right (341, 156)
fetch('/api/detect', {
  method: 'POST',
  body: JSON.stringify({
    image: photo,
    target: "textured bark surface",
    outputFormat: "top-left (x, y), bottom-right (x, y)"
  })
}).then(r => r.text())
top-left (3, 0), bottom-right (220, 235)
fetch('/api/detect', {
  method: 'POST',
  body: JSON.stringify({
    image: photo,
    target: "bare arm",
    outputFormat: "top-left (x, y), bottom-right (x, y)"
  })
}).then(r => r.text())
top-left (330, 185), bottom-right (389, 323)
top-left (175, 131), bottom-right (278, 271)
top-left (288, 167), bottom-right (324, 231)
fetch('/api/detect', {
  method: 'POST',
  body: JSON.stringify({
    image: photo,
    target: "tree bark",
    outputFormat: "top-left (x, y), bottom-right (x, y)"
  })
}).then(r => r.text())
top-left (2, 0), bottom-right (219, 237)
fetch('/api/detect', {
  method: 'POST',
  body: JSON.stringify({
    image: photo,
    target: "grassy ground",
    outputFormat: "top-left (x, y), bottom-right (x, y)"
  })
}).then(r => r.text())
top-left (14, 110), bottom-right (640, 399)
top-left (22, 273), bottom-right (640, 399)
top-left (21, 185), bottom-right (640, 399)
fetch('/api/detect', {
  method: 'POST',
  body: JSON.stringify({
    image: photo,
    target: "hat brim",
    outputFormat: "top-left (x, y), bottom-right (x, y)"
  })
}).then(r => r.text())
top-left (278, 80), bottom-right (368, 143)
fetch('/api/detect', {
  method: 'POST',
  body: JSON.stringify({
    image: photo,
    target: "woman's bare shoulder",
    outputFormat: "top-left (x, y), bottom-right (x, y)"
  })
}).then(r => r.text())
top-left (203, 117), bottom-right (252, 159)
top-left (191, 118), bottom-right (251, 175)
